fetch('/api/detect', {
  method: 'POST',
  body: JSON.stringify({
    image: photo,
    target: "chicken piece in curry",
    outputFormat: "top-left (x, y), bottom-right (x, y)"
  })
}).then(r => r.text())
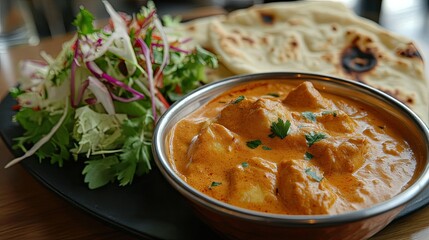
top-left (167, 81), bottom-right (417, 215)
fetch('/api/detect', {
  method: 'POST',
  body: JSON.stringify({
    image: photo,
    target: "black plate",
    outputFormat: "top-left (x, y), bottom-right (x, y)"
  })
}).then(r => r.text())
top-left (1, 94), bottom-right (428, 239)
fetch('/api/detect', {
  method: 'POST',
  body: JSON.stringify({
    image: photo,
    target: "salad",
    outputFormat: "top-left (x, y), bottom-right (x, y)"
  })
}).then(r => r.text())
top-left (5, 1), bottom-right (218, 189)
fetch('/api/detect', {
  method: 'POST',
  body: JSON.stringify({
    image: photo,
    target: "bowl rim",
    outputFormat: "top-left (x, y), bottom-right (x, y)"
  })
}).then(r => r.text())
top-left (153, 72), bottom-right (429, 225)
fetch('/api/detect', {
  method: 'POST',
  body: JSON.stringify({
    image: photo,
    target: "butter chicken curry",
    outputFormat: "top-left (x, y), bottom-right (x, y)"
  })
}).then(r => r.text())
top-left (167, 81), bottom-right (417, 215)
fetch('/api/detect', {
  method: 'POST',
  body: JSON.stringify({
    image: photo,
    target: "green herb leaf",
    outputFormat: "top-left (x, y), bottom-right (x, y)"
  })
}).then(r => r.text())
top-left (194, 45), bottom-right (218, 69)
top-left (241, 162), bottom-right (249, 168)
top-left (262, 146), bottom-right (272, 150)
top-left (305, 131), bottom-right (327, 147)
top-left (144, 26), bottom-right (154, 49)
top-left (117, 114), bottom-right (154, 186)
top-left (10, 87), bottom-right (24, 98)
top-left (246, 139), bottom-right (262, 149)
top-left (233, 95), bottom-right (245, 104)
top-left (162, 14), bottom-right (181, 27)
top-left (302, 111), bottom-right (316, 122)
top-left (269, 118), bottom-right (291, 139)
top-left (76, 108), bottom-right (154, 189)
top-left (210, 181), bottom-right (222, 189)
top-left (13, 107), bottom-right (74, 167)
top-left (161, 45), bottom-right (218, 101)
top-left (321, 110), bottom-right (338, 117)
top-left (83, 156), bottom-right (119, 189)
top-left (305, 168), bottom-right (324, 182)
top-left (267, 93), bottom-right (280, 97)
top-left (73, 7), bottom-right (96, 35)
top-left (304, 151), bottom-right (313, 160)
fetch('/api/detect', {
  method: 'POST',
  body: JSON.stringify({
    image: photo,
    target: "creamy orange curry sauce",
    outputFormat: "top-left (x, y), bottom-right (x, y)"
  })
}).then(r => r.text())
top-left (167, 81), bottom-right (417, 215)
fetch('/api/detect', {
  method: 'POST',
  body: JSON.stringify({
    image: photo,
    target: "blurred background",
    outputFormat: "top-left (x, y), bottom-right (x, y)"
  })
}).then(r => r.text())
top-left (0, 0), bottom-right (428, 52)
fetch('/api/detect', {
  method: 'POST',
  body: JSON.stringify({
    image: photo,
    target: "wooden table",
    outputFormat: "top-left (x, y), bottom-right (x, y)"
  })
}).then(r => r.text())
top-left (1, 21), bottom-right (429, 240)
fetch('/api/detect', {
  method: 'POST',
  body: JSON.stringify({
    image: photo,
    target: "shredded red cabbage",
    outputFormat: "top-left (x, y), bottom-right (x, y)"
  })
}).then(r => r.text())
top-left (85, 61), bottom-right (146, 100)
top-left (85, 97), bottom-right (97, 105)
top-left (70, 40), bottom-right (81, 108)
top-left (136, 38), bottom-right (157, 121)
top-left (138, 10), bottom-right (156, 33)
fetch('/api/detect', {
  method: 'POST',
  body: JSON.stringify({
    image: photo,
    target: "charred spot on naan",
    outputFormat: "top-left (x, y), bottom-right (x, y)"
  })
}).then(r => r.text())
top-left (396, 43), bottom-right (423, 60)
top-left (258, 11), bottom-right (275, 25)
top-left (341, 46), bottom-right (377, 75)
top-left (186, 25), bottom-right (196, 32)
top-left (341, 33), bottom-right (379, 81)
top-left (242, 36), bottom-right (255, 45)
top-left (290, 39), bottom-right (298, 48)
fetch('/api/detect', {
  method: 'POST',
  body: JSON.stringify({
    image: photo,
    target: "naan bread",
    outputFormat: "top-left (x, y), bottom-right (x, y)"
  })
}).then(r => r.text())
top-left (183, 1), bottom-right (428, 124)
top-left (178, 15), bottom-right (235, 82)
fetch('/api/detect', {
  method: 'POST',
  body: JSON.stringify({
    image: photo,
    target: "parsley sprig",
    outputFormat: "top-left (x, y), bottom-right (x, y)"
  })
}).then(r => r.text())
top-left (73, 7), bottom-right (97, 35)
top-left (209, 181), bottom-right (222, 189)
top-left (304, 152), bottom-right (314, 160)
top-left (269, 118), bottom-right (291, 139)
top-left (13, 108), bottom-right (74, 167)
top-left (302, 111), bottom-right (316, 122)
top-left (305, 168), bottom-right (324, 182)
top-left (321, 110), bottom-right (338, 117)
top-left (246, 139), bottom-right (271, 150)
top-left (305, 131), bottom-right (327, 147)
top-left (82, 113), bottom-right (154, 189)
top-left (246, 140), bottom-right (262, 149)
top-left (232, 95), bottom-right (245, 104)
top-left (267, 93), bottom-right (280, 97)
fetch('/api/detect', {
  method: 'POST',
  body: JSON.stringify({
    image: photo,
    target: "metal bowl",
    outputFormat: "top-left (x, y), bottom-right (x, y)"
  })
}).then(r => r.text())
top-left (152, 72), bottom-right (429, 240)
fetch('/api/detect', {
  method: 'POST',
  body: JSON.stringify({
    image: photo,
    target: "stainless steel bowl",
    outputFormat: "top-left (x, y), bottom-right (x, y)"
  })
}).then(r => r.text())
top-left (153, 72), bottom-right (429, 240)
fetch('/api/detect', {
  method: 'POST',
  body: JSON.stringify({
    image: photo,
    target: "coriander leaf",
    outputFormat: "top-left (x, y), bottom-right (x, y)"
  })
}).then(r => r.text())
top-left (13, 107), bottom-right (74, 167)
top-left (162, 14), bottom-right (181, 27)
top-left (246, 139), bottom-right (262, 149)
top-left (211, 181), bottom-right (222, 187)
top-left (10, 87), bottom-right (24, 98)
top-left (75, 108), bottom-right (153, 188)
top-left (305, 131), bottom-right (327, 147)
top-left (241, 162), bottom-right (249, 168)
top-left (305, 168), bottom-right (324, 182)
top-left (117, 113), bottom-right (154, 186)
top-left (195, 45), bottom-right (218, 69)
top-left (144, 26), bottom-right (154, 50)
top-left (210, 181), bottom-right (222, 189)
top-left (51, 66), bottom-right (72, 86)
top-left (302, 111), bottom-right (316, 122)
top-left (161, 46), bottom-right (218, 101)
top-left (113, 100), bottom-right (150, 117)
top-left (269, 118), bottom-right (291, 139)
top-left (73, 7), bottom-right (96, 35)
top-left (232, 95), bottom-right (245, 104)
top-left (83, 156), bottom-right (119, 189)
top-left (321, 110), bottom-right (338, 117)
top-left (267, 93), bottom-right (280, 97)
top-left (304, 151), bottom-right (313, 160)
top-left (262, 146), bottom-right (272, 150)
top-left (118, 136), bottom-right (152, 185)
